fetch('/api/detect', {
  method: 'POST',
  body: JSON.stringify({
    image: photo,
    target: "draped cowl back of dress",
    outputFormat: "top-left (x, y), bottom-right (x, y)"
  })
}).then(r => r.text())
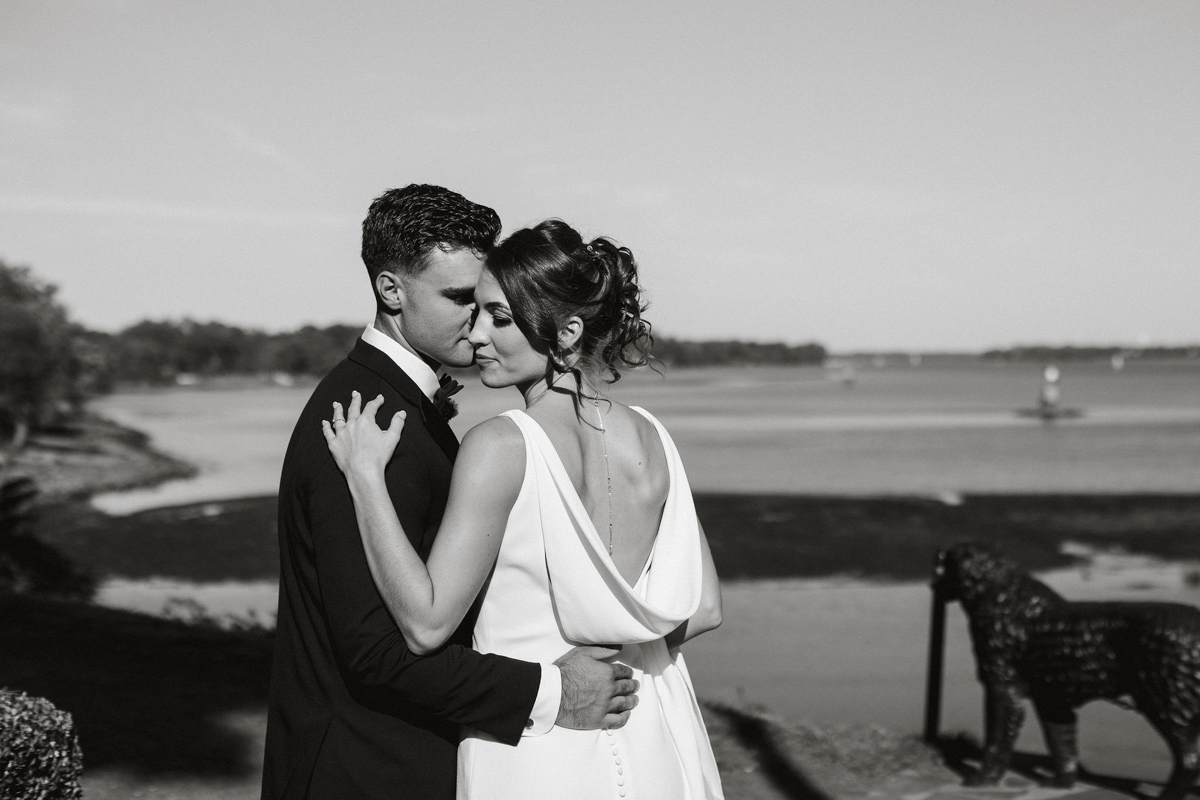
top-left (457, 407), bottom-right (723, 800)
top-left (539, 407), bottom-right (704, 643)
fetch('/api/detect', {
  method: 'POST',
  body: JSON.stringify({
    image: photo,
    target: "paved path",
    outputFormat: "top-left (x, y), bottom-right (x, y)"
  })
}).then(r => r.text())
top-left (891, 774), bottom-right (1149, 800)
top-left (79, 706), bottom-right (1166, 800)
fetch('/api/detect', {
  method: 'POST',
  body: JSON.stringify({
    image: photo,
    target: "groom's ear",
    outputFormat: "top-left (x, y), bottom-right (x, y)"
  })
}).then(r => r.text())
top-left (374, 270), bottom-right (406, 312)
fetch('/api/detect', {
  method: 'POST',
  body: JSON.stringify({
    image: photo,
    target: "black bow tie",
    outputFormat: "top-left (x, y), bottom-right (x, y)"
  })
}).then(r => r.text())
top-left (431, 374), bottom-right (463, 421)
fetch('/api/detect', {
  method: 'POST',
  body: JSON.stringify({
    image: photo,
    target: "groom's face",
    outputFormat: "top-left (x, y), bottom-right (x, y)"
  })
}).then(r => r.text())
top-left (397, 247), bottom-right (485, 368)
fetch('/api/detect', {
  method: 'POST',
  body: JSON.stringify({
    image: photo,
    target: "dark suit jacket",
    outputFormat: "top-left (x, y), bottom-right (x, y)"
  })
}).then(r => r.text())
top-left (262, 339), bottom-right (541, 800)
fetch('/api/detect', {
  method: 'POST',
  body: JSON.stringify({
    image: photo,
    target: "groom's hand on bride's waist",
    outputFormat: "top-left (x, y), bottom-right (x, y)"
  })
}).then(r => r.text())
top-left (553, 646), bottom-right (639, 730)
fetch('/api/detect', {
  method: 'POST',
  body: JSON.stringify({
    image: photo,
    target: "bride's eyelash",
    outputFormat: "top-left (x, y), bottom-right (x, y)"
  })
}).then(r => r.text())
top-left (492, 314), bottom-right (512, 328)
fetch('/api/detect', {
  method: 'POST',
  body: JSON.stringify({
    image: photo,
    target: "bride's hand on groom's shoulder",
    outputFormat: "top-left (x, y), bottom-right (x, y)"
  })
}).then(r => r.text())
top-left (322, 391), bottom-right (406, 479)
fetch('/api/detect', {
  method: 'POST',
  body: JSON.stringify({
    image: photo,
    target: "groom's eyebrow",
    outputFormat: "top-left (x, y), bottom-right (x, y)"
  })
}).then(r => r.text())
top-left (441, 286), bottom-right (476, 302)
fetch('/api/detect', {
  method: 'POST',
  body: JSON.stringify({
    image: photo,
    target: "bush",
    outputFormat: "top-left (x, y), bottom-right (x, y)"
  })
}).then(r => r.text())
top-left (0, 690), bottom-right (83, 800)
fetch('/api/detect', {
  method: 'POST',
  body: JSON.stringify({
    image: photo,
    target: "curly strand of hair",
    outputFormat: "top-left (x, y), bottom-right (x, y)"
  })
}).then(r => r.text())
top-left (585, 238), bottom-right (653, 382)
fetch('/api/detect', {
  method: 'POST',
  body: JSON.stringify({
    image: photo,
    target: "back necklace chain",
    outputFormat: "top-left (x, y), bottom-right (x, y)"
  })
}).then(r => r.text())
top-left (593, 400), bottom-right (614, 555)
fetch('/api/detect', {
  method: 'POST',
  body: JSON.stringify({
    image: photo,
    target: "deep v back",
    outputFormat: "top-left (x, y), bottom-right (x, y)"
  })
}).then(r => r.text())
top-left (520, 405), bottom-right (669, 586)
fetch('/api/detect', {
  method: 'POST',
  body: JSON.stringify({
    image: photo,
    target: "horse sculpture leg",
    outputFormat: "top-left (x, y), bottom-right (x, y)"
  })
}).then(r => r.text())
top-left (1033, 697), bottom-right (1078, 787)
top-left (1157, 730), bottom-right (1198, 800)
top-left (967, 684), bottom-right (1025, 786)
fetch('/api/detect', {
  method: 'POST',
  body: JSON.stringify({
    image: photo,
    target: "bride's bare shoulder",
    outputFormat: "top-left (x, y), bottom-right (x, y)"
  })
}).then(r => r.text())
top-left (621, 402), bottom-right (661, 435)
top-left (618, 404), bottom-right (668, 463)
top-left (458, 415), bottom-right (525, 465)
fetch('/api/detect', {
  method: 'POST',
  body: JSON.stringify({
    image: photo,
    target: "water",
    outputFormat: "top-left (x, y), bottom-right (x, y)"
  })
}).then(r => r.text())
top-left (601, 361), bottom-right (1200, 495)
top-left (90, 385), bottom-right (313, 514)
top-left (91, 360), bottom-right (1200, 513)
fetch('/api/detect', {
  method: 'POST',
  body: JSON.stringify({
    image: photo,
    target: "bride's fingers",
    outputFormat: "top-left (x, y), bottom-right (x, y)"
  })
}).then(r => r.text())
top-left (382, 411), bottom-right (405, 451)
top-left (384, 410), bottom-right (407, 437)
top-left (362, 393), bottom-right (386, 424)
top-left (347, 390), bottom-right (363, 421)
top-left (320, 419), bottom-right (335, 444)
top-left (331, 402), bottom-right (345, 428)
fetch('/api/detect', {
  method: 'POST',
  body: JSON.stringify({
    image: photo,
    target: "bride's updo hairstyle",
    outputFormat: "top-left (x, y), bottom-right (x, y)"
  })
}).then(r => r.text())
top-left (486, 219), bottom-right (653, 402)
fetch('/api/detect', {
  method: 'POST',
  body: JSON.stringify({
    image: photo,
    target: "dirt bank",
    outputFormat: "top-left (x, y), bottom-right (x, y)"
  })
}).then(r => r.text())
top-left (2, 413), bottom-right (195, 501)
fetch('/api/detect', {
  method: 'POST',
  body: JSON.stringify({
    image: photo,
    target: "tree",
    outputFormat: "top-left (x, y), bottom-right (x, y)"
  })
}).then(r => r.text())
top-left (0, 260), bottom-right (80, 450)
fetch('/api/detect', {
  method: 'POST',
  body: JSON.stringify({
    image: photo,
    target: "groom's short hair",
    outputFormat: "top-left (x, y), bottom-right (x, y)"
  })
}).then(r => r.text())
top-left (361, 184), bottom-right (502, 280)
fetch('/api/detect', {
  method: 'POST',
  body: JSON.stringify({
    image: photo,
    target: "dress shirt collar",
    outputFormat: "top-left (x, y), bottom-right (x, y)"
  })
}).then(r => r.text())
top-left (360, 324), bottom-right (441, 401)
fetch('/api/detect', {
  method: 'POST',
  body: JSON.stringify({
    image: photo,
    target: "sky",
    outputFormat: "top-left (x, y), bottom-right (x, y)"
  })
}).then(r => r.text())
top-left (2, 1), bottom-right (1198, 351)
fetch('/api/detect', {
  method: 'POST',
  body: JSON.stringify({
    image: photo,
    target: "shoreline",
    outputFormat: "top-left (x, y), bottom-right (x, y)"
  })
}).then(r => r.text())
top-left (2, 411), bottom-right (197, 503)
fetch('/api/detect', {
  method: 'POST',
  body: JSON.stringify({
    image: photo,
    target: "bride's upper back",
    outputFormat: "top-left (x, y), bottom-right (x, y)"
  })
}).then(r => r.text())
top-left (482, 219), bottom-right (661, 584)
top-left (526, 401), bottom-right (669, 586)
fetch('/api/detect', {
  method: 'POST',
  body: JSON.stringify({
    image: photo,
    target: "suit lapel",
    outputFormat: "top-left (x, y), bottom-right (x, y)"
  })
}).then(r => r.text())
top-left (348, 339), bottom-right (460, 463)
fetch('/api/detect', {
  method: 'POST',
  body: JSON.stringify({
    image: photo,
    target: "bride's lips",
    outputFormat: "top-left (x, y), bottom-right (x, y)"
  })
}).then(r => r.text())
top-left (475, 355), bottom-right (496, 368)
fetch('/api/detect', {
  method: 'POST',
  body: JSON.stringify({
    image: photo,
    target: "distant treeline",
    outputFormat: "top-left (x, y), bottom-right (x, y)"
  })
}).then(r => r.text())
top-left (85, 323), bottom-right (828, 384)
top-left (81, 321), bottom-right (364, 386)
top-left (653, 337), bottom-right (826, 367)
top-left (982, 345), bottom-right (1200, 362)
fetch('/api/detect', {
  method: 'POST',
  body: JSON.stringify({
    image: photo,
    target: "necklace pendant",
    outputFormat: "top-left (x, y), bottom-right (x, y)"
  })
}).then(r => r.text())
top-left (594, 401), bottom-right (615, 556)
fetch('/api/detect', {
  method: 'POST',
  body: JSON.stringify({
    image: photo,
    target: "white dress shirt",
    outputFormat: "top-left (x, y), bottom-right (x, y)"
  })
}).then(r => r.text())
top-left (360, 324), bottom-right (442, 400)
top-left (358, 324), bottom-right (562, 735)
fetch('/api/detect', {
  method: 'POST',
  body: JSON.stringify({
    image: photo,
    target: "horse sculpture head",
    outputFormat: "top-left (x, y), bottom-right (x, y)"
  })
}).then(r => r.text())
top-left (933, 542), bottom-right (1022, 604)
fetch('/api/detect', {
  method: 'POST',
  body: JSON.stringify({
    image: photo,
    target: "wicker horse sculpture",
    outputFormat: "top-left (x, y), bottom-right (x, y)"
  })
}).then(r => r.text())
top-left (934, 543), bottom-right (1200, 800)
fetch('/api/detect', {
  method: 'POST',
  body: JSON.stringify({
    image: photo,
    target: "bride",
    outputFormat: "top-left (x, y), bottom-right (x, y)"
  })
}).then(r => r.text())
top-left (323, 219), bottom-right (724, 799)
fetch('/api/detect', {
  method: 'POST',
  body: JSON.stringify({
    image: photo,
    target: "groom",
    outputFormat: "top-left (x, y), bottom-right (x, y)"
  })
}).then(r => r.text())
top-left (262, 185), bottom-right (637, 799)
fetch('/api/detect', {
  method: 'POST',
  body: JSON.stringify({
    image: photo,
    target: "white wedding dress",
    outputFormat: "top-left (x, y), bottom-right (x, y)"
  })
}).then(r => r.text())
top-left (457, 407), bottom-right (724, 800)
